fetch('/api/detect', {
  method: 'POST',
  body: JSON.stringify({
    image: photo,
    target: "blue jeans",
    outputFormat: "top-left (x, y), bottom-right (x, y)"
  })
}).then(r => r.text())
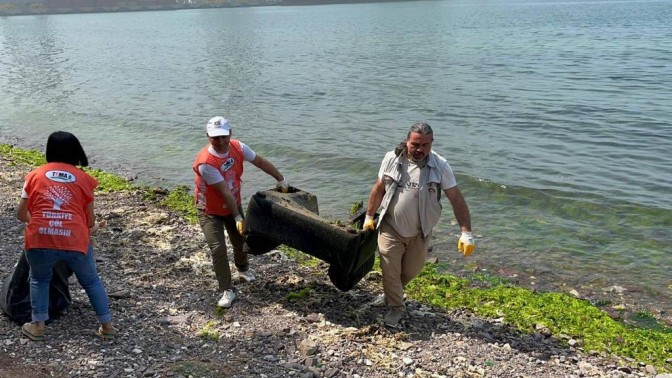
top-left (25, 246), bottom-right (112, 323)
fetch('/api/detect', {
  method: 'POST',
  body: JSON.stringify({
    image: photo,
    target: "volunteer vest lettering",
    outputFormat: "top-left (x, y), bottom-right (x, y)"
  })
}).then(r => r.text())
top-left (23, 162), bottom-right (98, 254)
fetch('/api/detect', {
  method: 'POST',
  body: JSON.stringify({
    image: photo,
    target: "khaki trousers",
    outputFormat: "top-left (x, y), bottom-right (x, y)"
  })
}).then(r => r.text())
top-left (198, 209), bottom-right (248, 291)
top-left (377, 221), bottom-right (430, 310)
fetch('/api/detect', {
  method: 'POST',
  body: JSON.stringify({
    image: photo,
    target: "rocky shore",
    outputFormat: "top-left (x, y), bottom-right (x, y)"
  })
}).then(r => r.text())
top-left (0, 155), bottom-right (669, 377)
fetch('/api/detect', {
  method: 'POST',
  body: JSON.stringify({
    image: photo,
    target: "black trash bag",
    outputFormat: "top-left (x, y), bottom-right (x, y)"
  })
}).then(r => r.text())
top-left (0, 252), bottom-right (73, 324)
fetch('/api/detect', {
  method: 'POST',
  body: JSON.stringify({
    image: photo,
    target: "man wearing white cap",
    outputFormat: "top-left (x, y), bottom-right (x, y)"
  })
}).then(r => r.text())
top-left (193, 116), bottom-right (289, 308)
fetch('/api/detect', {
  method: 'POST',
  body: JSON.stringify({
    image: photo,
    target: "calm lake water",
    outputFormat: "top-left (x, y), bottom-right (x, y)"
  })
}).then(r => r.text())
top-left (1, 0), bottom-right (670, 313)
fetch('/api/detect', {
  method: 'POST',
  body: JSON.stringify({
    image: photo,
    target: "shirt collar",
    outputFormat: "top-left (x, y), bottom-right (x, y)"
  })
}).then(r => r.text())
top-left (396, 150), bottom-right (435, 168)
top-left (208, 145), bottom-right (229, 158)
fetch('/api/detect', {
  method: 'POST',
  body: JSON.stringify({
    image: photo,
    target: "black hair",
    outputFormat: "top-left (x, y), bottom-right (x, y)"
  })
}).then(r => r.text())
top-left (45, 131), bottom-right (89, 167)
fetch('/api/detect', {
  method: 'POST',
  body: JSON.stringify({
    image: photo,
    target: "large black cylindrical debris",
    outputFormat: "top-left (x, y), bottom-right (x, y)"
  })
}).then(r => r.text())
top-left (243, 187), bottom-right (377, 291)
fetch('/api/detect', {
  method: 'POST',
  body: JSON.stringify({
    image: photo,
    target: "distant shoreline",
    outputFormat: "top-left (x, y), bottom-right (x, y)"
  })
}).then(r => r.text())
top-left (281, 0), bottom-right (417, 5)
top-left (0, 0), bottom-right (423, 17)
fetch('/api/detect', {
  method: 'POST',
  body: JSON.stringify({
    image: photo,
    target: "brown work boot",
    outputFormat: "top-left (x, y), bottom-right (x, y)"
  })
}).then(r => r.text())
top-left (22, 322), bottom-right (45, 341)
top-left (97, 324), bottom-right (116, 340)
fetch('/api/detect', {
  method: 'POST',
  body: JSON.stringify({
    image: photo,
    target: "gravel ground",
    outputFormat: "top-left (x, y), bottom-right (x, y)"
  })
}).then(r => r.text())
top-left (0, 154), bottom-right (670, 378)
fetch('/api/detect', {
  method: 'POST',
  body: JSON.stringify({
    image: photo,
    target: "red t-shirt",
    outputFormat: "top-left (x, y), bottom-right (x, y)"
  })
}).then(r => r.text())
top-left (23, 162), bottom-right (98, 254)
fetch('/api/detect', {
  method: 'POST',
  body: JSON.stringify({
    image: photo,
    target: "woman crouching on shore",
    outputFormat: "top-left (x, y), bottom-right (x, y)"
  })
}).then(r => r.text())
top-left (17, 131), bottom-right (114, 341)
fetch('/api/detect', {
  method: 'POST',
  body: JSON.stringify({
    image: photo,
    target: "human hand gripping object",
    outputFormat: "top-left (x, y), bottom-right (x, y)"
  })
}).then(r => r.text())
top-left (276, 178), bottom-right (289, 193)
top-left (458, 231), bottom-right (476, 257)
top-left (235, 215), bottom-right (245, 235)
top-left (89, 219), bottom-right (108, 235)
top-left (363, 215), bottom-right (376, 231)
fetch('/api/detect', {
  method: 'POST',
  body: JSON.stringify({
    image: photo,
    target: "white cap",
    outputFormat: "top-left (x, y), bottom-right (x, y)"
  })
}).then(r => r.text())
top-left (206, 116), bottom-right (231, 137)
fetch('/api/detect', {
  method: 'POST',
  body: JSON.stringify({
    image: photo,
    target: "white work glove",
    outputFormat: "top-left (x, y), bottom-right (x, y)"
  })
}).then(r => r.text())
top-left (363, 215), bottom-right (376, 231)
top-left (235, 215), bottom-right (245, 235)
top-left (276, 178), bottom-right (289, 193)
top-left (458, 231), bottom-right (476, 257)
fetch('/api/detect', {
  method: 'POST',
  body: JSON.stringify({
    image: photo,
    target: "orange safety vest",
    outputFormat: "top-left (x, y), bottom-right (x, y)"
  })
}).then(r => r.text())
top-left (193, 140), bottom-right (244, 216)
top-left (23, 162), bottom-right (97, 254)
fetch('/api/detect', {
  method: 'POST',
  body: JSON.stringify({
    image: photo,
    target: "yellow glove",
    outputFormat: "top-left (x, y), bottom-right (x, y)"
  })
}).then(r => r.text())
top-left (458, 231), bottom-right (476, 257)
top-left (235, 215), bottom-right (245, 235)
top-left (276, 178), bottom-right (289, 193)
top-left (363, 215), bottom-right (376, 231)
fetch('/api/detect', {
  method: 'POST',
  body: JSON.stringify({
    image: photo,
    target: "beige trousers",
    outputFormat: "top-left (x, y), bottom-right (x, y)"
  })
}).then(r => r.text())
top-left (377, 221), bottom-right (430, 310)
